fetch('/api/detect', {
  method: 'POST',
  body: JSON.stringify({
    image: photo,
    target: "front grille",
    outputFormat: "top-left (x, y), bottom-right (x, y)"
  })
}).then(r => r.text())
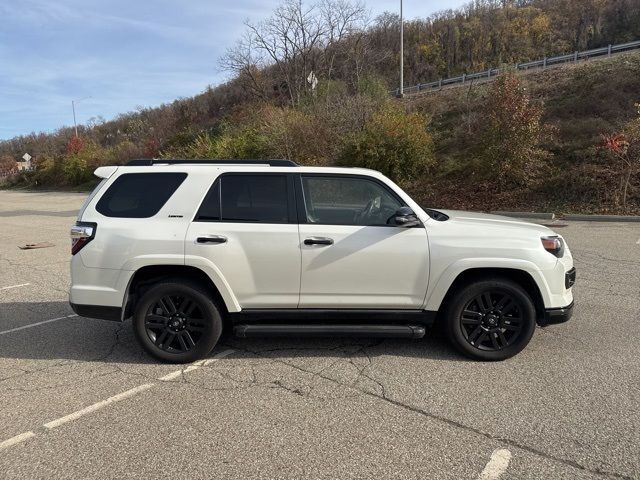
top-left (565, 267), bottom-right (576, 289)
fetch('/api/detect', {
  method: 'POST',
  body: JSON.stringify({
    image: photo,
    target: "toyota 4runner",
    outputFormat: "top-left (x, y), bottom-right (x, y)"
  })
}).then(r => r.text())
top-left (70, 159), bottom-right (575, 363)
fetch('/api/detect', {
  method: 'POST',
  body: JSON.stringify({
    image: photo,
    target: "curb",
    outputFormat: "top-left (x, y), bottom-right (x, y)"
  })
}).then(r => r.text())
top-left (560, 214), bottom-right (640, 223)
top-left (491, 211), bottom-right (555, 220)
top-left (490, 211), bottom-right (640, 222)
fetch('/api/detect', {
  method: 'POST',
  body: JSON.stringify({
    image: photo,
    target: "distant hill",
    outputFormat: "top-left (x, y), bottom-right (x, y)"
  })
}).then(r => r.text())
top-left (1, 0), bottom-right (639, 213)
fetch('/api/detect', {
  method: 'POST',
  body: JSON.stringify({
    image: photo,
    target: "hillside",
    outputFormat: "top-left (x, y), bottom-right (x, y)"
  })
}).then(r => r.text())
top-left (405, 52), bottom-right (640, 213)
top-left (1, 0), bottom-right (640, 213)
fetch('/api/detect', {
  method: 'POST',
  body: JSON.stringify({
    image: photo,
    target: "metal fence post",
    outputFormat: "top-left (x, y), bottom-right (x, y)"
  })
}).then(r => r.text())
top-left (608, 44), bottom-right (612, 57)
top-left (487, 69), bottom-right (491, 78)
top-left (543, 57), bottom-right (547, 68)
top-left (515, 63), bottom-right (519, 71)
top-left (574, 51), bottom-right (578, 61)
top-left (439, 79), bottom-right (442, 88)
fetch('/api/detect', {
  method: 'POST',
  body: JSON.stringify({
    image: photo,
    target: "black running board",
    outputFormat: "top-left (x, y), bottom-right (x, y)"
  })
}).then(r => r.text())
top-left (234, 324), bottom-right (426, 339)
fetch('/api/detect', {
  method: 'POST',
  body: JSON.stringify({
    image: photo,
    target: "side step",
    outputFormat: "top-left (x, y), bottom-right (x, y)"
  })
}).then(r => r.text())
top-left (233, 324), bottom-right (426, 339)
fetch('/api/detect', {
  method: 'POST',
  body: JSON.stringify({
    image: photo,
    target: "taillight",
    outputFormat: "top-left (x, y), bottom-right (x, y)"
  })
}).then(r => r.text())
top-left (541, 236), bottom-right (564, 258)
top-left (70, 222), bottom-right (96, 255)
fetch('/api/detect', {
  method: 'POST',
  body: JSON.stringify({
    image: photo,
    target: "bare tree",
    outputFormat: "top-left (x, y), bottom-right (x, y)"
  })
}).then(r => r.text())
top-left (220, 0), bottom-right (369, 105)
top-left (220, 31), bottom-right (269, 100)
top-left (320, 0), bottom-right (369, 81)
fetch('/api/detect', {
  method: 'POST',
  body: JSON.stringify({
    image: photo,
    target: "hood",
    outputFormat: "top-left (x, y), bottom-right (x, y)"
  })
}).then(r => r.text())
top-left (431, 209), bottom-right (556, 236)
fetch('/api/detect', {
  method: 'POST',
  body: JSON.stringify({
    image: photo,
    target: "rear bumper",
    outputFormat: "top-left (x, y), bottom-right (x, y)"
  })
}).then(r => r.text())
top-left (70, 302), bottom-right (123, 322)
top-left (541, 301), bottom-right (574, 326)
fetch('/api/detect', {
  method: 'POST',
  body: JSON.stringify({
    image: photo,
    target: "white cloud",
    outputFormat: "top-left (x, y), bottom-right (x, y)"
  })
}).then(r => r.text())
top-left (0, 0), bottom-right (467, 139)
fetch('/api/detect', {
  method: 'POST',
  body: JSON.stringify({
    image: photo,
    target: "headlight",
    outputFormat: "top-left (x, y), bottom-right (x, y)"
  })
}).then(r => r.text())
top-left (541, 236), bottom-right (565, 258)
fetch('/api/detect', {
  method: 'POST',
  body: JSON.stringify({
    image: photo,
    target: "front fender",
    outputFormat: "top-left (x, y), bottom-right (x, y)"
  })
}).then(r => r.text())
top-left (424, 258), bottom-right (553, 311)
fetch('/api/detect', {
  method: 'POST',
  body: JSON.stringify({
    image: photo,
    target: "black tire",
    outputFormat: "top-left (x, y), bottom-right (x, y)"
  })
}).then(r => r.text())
top-left (132, 279), bottom-right (222, 363)
top-left (444, 279), bottom-right (536, 361)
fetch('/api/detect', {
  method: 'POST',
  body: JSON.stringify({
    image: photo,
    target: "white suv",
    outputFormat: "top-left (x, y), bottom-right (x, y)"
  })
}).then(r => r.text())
top-left (70, 160), bottom-right (575, 363)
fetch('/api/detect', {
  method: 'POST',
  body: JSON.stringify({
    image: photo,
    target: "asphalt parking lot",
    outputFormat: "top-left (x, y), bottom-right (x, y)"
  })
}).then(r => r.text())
top-left (0, 190), bottom-right (638, 480)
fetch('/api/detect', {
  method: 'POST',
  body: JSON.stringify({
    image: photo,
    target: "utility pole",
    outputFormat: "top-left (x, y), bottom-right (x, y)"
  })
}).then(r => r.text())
top-left (399, 0), bottom-right (404, 97)
top-left (71, 97), bottom-right (92, 138)
top-left (72, 100), bottom-right (78, 138)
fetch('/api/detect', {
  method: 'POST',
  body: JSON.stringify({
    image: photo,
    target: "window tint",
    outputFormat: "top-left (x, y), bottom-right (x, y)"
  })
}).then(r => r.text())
top-left (196, 180), bottom-right (220, 221)
top-left (96, 173), bottom-right (187, 218)
top-left (302, 176), bottom-right (402, 226)
top-left (220, 175), bottom-right (289, 223)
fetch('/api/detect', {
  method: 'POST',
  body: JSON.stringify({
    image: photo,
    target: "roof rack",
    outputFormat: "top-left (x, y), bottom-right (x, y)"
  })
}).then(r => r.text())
top-left (126, 159), bottom-right (299, 167)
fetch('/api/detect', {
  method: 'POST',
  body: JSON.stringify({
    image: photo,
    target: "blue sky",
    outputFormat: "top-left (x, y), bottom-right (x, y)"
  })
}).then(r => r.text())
top-left (0, 0), bottom-right (466, 140)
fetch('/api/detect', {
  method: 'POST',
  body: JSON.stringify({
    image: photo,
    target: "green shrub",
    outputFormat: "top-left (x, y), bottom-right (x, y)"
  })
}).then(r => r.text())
top-left (63, 156), bottom-right (90, 184)
top-left (32, 155), bottom-right (62, 186)
top-left (213, 125), bottom-right (270, 159)
top-left (338, 107), bottom-right (435, 183)
top-left (478, 72), bottom-right (552, 187)
top-left (62, 139), bottom-right (104, 185)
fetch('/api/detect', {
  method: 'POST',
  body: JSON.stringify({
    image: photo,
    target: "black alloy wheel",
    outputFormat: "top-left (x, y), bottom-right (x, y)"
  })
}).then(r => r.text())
top-left (144, 294), bottom-right (207, 353)
top-left (460, 290), bottom-right (524, 351)
top-left (133, 280), bottom-right (222, 363)
top-left (445, 279), bottom-right (537, 361)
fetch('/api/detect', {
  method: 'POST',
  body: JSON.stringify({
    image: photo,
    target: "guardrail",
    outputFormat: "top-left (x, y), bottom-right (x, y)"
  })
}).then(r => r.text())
top-left (394, 39), bottom-right (640, 96)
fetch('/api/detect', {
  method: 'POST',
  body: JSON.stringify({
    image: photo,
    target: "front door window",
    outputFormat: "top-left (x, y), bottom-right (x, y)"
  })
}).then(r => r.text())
top-left (301, 176), bottom-right (402, 226)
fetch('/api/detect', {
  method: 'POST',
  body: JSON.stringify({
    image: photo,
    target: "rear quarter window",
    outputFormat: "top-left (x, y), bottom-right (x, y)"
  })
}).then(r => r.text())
top-left (96, 172), bottom-right (187, 218)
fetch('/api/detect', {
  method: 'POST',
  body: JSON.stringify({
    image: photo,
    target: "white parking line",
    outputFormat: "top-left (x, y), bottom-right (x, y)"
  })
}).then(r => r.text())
top-left (0, 283), bottom-right (31, 291)
top-left (0, 314), bottom-right (78, 336)
top-left (0, 431), bottom-right (36, 451)
top-left (44, 383), bottom-right (155, 430)
top-left (203, 349), bottom-right (235, 365)
top-left (158, 349), bottom-right (235, 381)
top-left (477, 449), bottom-right (512, 480)
top-left (0, 349), bottom-right (235, 452)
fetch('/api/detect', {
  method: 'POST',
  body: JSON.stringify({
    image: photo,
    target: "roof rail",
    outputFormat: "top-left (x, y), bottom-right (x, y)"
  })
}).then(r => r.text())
top-left (126, 159), bottom-right (299, 167)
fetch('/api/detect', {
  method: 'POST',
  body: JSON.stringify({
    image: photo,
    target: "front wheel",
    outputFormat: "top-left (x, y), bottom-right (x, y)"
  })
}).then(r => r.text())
top-left (444, 279), bottom-right (537, 361)
top-left (132, 280), bottom-right (222, 363)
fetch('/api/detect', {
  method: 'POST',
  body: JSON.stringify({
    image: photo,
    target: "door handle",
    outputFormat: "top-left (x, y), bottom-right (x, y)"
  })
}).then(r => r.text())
top-left (196, 235), bottom-right (227, 244)
top-left (304, 237), bottom-right (334, 246)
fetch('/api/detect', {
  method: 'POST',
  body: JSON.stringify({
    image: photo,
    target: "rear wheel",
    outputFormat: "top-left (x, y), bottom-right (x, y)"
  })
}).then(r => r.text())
top-left (132, 280), bottom-right (222, 363)
top-left (444, 279), bottom-right (536, 361)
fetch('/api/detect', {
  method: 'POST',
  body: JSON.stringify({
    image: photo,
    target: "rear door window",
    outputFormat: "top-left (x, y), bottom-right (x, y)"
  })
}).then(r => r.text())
top-left (96, 172), bottom-right (187, 218)
top-left (195, 174), bottom-right (292, 223)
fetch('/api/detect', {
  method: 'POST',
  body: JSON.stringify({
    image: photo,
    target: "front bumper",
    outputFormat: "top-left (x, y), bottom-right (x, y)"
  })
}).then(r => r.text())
top-left (541, 301), bottom-right (574, 326)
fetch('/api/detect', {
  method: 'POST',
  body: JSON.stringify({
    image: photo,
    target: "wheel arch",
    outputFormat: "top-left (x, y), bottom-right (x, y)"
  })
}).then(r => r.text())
top-left (430, 267), bottom-right (547, 324)
top-left (122, 265), bottom-right (235, 321)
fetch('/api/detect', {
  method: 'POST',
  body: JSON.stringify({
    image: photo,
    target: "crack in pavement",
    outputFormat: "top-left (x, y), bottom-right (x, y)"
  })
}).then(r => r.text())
top-left (0, 325), bottom-right (633, 478)
top-left (223, 342), bottom-right (634, 480)
top-left (0, 322), bottom-right (128, 388)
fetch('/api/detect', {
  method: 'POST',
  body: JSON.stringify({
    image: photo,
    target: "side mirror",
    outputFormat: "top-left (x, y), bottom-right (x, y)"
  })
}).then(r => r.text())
top-left (390, 207), bottom-right (422, 228)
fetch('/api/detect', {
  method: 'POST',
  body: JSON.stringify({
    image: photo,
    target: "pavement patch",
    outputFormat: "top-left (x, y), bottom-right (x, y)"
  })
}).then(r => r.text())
top-left (477, 449), bottom-right (512, 479)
